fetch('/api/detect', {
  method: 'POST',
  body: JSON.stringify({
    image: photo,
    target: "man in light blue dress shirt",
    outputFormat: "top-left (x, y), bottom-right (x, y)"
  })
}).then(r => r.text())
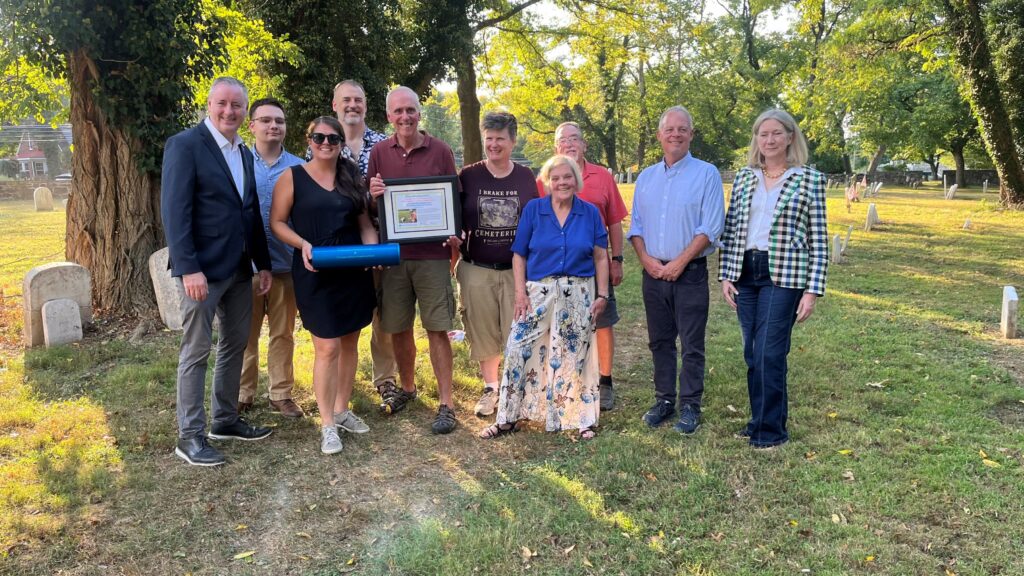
top-left (628, 106), bottom-right (725, 434)
top-left (239, 98), bottom-right (305, 418)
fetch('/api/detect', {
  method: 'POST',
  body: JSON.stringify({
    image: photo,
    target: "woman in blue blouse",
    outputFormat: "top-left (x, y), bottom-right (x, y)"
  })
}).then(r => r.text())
top-left (718, 109), bottom-right (829, 449)
top-left (479, 155), bottom-right (609, 440)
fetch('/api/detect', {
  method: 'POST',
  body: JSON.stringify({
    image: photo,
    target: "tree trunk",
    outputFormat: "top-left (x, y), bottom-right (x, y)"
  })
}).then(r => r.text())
top-left (65, 49), bottom-right (161, 312)
top-left (924, 154), bottom-right (939, 180)
top-left (943, 0), bottom-right (1024, 206)
top-left (634, 59), bottom-right (649, 169)
top-left (951, 145), bottom-right (966, 188)
top-left (866, 144), bottom-right (886, 176)
top-left (456, 56), bottom-right (482, 166)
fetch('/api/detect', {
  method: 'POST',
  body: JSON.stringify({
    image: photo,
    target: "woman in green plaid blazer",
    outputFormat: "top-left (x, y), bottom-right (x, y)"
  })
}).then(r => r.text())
top-left (718, 109), bottom-right (829, 449)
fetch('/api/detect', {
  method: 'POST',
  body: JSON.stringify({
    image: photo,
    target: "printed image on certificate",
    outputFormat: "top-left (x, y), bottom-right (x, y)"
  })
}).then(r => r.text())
top-left (379, 176), bottom-right (461, 243)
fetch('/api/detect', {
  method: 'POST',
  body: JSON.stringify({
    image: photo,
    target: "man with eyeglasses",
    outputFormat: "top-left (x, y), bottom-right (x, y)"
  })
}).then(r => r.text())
top-left (161, 77), bottom-right (274, 466)
top-left (237, 97), bottom-right (306, 418)
top-left (538, 121), bottom-right (628, 412)
top-left (368, 86), bottom-right (462, 435)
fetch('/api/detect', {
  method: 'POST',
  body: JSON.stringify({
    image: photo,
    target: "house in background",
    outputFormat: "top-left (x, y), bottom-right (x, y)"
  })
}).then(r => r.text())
top-left (16, 132), bottom-right (47, 179)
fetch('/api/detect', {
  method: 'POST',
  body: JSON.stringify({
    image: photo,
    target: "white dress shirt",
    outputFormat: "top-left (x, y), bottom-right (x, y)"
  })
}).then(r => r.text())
top-left (746, 166), bottom-right (802, 251)
top-left (203, 117), bottom-right (245, 198)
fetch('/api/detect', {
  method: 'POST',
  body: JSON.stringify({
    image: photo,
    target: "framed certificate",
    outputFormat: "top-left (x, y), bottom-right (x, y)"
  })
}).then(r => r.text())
top-left (378, 176), bottom-right (461, 244)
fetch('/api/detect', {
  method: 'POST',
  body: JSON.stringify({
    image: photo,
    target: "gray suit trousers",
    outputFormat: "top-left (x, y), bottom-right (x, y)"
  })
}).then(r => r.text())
top-left (175, 269), bottom-right (253, 439)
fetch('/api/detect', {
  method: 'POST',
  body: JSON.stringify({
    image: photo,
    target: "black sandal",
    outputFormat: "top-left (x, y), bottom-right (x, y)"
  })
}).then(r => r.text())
top-left (379, 385), bottom-right (417, 415)
top-left (579, 426), bottom-right (597, 440)
top-left (479, 423), bottom-right (517, 439)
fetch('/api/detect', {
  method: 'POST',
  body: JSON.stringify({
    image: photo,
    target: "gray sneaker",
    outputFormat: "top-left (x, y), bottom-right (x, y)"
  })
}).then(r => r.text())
top-left (599, 382), bottom-right (615, 411)
top-left (474, 387), bottom-right (497, 417)
top-left (320, 426), bottom-right (343, 454)
top-left (334, 410), bottom-right (370, 433)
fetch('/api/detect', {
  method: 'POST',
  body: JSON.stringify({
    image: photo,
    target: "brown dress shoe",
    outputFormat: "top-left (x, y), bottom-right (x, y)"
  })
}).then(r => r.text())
top-left (238, 400), bottom-right (253, 413)
top-left (269, 398), bottom-right (304, 418)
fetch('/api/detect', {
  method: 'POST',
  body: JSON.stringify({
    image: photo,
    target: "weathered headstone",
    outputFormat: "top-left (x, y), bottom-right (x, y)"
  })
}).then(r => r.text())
top-left (842, 225), bottom-right (853, 254)
top-left (945, 184), bottom-right (958, 200)
top-left (983, 179), bottom-right (989, 194)
top-left (963, 218), bottom-right (972, 230)
top-left (1002, 286), bottom-right (1018, 339)
top-left (149, 247), bottom-right (185, 331)
top-left (41, 298), bottom-right (83, 347)
top-left (22, 262), bottom-right (92, 348)
top-left (873, 182), bottom-right (882, 196)
top-left (626, 170), bottom-right (633, 184)
top-left (33, 187), bottom-right (54, 211)
top-left (831, 235), bottom-right (843, 264)
top-left (864, 203), bottom-right (879, 231)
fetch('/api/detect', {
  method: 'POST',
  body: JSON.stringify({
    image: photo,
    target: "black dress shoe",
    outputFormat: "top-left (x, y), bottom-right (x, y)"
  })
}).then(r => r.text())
top-left (207, 419), bottom-right (272, 441)
top-left (642, 400), bottom-right (676, 428)
top-left (175, 436), bottom-right (226, 466)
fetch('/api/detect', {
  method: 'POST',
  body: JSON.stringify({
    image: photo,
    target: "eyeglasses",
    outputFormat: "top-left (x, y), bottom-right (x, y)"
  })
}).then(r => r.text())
top-left (309, 133), bottom-right (342, 145)
top-left (557, 135), bottom-right (582, 145)
top-left (253, 117), bottom-right (286, 125)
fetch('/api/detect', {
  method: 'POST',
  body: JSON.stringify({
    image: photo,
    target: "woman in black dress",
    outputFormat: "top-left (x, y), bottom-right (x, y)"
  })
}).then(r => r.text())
top-left (270, 116), bottom-right (377, 455)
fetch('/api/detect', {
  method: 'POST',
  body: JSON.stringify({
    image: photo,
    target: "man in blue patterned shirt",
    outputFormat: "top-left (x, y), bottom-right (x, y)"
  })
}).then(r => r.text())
top-left (332, 79), bottom-right (398, 404)
top-left (239, 97), bottom-right (306, 418)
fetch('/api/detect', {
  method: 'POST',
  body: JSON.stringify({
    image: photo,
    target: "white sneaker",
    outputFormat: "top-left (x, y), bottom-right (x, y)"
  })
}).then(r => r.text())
top-left (320, 426), bottom-right (343, 454)
top-left (334, 410), bottom-right (370, 433)
top-left (474, 387), bottom-right (497, 417)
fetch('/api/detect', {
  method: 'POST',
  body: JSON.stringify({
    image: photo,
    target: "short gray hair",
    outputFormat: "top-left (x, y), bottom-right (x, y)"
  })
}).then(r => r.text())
top-left (746, 108), bottom-right (809, 168)
top-left (385, 86), bottom-right (420, 111)
top-left (208, 77), bottom-right (248, 104)
top-left (554, 121), bottom-right (582, 143)
top-left (658, 106), bottom-right (693, 131)
top-left (539, 155), bottom-right (584, 193)
top-left (481, 111), bottom-right (518, 142)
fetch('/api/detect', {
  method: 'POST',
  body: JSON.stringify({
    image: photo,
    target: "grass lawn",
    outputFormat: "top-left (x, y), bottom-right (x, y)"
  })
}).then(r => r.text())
top-left (1, 183), bottom-right (1022, 575)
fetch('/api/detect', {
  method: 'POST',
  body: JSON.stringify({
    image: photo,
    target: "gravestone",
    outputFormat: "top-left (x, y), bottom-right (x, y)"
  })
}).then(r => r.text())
top-left (873, 182), bottom-right (883, 196)
top-left (1002, 286), bottom-right (1018, 339)
top-left (626, 170), bottom-right (633, 184)
top-left (23, 262), bottom-right (92, 348)
top-left (41, 298), bottom-right (83, 347)
top-left (983, 179), bottom-right (989, 194)
top-left (945, 184), bottom-right (958, 200)
top-left (864, 203), bottom-right (879, 231)
top-left (963, 218), bottom-right (972, 230)
top-left (842, 225), bottom-right (853, 254)
top-left (831, 235), bottom-right (843, 264)
top-left (149, 247), bottom-right (185, 330)
top-left (33, 187), bottom-right (54, 211)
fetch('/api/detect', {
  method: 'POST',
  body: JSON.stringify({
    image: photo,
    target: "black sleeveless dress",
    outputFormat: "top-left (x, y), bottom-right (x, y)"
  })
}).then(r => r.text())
top-left (289, 165), bottom-right (375, 338)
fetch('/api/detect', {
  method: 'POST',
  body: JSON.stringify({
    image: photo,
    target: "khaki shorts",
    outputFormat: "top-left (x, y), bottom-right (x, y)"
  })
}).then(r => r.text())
top-left (380, 259), bottom-right (455, 333)
top-left (456, 260), bottom-right (515, 361)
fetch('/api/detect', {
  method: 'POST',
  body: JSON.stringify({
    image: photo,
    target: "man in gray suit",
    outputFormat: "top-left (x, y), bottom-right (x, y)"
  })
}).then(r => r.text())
top-left (161, 77), bottom-right (274, 466)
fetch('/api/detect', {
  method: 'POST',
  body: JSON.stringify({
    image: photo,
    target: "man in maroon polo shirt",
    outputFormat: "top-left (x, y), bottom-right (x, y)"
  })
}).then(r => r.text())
top-left (537, 121), bottom-right (628, 411)
top-left (368, 86), bottom-right (461, 434)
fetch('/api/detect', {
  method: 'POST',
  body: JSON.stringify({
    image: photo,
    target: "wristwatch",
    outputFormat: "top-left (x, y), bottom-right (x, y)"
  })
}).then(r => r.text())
top-left (611, 255), bottom-right (624, 262)
top-left (596, 294), bottom-right (609, 301)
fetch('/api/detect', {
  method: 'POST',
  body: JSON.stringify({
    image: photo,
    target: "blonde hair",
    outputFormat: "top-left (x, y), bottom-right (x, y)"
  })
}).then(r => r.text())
top-left (746, 108), bottom-right (808, 168)
top-left (539, 155), bottom-right (583, 193)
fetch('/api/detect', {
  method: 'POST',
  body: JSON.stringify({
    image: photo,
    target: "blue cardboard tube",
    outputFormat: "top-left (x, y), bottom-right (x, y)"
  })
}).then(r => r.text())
top-left (310, 243), bottom-right (401, 268)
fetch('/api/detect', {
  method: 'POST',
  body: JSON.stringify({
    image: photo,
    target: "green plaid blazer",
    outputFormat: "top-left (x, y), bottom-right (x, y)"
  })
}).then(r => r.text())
top-left (718, 166), bottom-right (829, 296)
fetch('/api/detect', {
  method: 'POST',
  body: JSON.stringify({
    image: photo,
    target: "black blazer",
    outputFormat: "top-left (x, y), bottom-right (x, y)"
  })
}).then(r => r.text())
top-left (161, 122), bottom-right (271, 282)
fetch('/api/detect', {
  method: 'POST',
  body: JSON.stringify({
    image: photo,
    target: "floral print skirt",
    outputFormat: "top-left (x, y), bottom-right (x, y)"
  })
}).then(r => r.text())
top-left (495, 275), bottom-right (599, 432)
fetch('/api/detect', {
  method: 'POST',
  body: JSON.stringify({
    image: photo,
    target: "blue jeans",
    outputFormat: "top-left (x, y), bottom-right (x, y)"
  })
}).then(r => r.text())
top-left (735, 250), bottom-right (803, 447)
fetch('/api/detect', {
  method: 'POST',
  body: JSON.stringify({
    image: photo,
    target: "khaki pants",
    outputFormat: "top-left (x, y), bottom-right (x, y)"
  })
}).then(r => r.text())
top-left (240, 272), bottom-right (297, 402)
top-left (370, 269), bottom-right (397, 386)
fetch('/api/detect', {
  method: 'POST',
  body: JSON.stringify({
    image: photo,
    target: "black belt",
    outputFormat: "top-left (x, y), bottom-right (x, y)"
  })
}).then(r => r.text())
top-left (744, 249), bottom-right (769, 256)
top-left (463, 258), bottom-right (513, 271)
top-left (659, 256), bottom-right (707, 270)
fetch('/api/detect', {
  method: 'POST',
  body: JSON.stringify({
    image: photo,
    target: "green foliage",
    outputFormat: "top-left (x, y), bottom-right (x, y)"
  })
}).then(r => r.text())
top-left (0, 0), bottom-right (226, 173)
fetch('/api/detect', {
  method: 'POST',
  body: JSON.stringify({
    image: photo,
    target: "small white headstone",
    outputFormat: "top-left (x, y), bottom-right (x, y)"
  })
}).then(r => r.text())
top-left (983, 179), bottom-right (989, 194)
top-left (626, 170), bottom-right (633, 184)
top-left (1002, 286), bottom-right (1018, 339)
top-left (41, 298), bottom-right (83, 347)
top-left (873, 182), bottom-right (883, 196)
top-left (963, 218), bottom-right (972, 230)
top-left (865, 203), bottom-right (879, 231)
top-left (33, 187), bottom-right (54, 211)
top-left (148, 247), bottom-right (185, 331)
top-left (946, 184), bottom-right (958, 200)
top-left (842, 225), bottom-right (853, 254)
top-left (831, 235), bottom-right (843, 264)
top-left (23, 263), bottom-right (92, 348)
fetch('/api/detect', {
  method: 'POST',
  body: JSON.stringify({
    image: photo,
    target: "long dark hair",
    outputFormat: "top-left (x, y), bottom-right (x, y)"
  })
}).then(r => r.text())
top-left (306, 116), bottom-right (366, 212)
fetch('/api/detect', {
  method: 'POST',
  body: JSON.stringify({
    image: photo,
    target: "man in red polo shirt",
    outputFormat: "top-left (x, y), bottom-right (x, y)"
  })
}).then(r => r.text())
top-left (368, 86), bottom-right (461, 434)
top-left (537, 122), bottom-right (628, 411)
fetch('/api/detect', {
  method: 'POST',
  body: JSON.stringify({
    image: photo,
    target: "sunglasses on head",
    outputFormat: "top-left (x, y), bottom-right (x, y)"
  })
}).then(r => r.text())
top-left (309, 132), bottom-right (341, 145)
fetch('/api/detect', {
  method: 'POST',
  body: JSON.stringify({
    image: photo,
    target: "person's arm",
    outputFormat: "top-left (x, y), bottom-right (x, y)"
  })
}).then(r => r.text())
top-left (269, 169), bottom-right (315, 272)
top-left (590, 245), bottom-right (609, 318)
top-left (358, 211), bottom-right (378, 246)
top-left (513, 253), bottom-right (530, 321)
top-left (798, 171), bottom-right (829, 322)
top-left (608, 222), bottom-right (624, 286)
top-left (661, 168), bottom-right (725, 281)
top-left (160, 133), bottom-right (209, 301)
